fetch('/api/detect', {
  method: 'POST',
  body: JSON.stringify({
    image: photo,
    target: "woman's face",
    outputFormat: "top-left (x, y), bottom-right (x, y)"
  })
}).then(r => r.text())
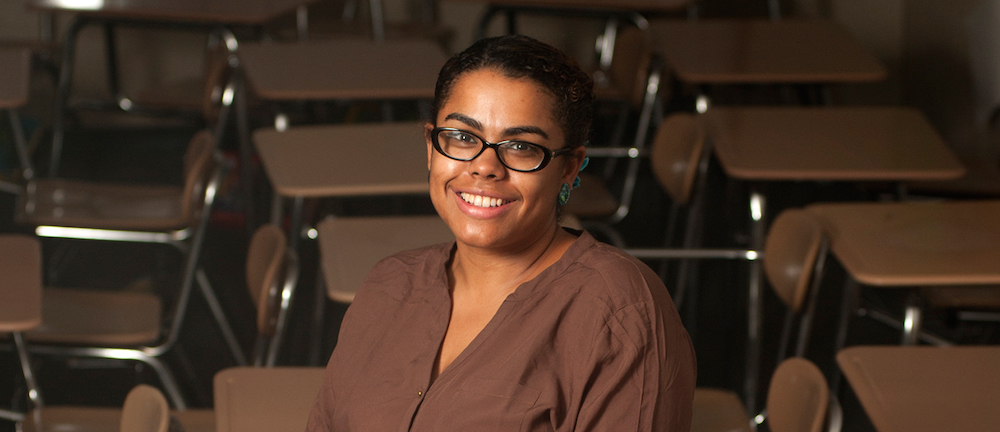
top-left (426, 69), bottom-right (584, 253)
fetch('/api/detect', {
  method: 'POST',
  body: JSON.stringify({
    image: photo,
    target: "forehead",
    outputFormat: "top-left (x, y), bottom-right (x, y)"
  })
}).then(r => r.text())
top-left (439, 69), bottom-right (558, 125)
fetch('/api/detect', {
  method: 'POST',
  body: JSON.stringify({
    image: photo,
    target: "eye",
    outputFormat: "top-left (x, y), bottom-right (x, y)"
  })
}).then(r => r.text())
top-left (507, 141), bottom-right (535, 152)
top-left (441, 130), bottom-right (480, 146)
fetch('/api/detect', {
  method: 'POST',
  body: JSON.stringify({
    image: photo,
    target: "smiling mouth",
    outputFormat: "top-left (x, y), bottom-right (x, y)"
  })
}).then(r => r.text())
top-left (459, 192), bottom-right (509, 208)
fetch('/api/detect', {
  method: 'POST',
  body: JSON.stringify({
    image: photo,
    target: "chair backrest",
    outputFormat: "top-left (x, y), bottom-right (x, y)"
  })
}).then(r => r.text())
top-left (766, 357), bottom-right (829, 432)
top-left (246, 224), bottom-right (288, 337)
top-left (179, 130), bottom-right (218, 226)
top-left (649, 113), bottom-right (705, 206)
top-left (318, 215), bottom-right (454, 303)
top-left (762, 209), bottom-right (824, 313)
top-left (120, 384), bottom-right (170, 432)
top-left (609, 25), bottom-right (653, 109)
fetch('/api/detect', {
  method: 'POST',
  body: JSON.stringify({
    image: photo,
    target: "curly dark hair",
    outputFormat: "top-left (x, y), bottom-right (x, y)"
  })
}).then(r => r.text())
top-left (431, 35), bottom-right (595, 149)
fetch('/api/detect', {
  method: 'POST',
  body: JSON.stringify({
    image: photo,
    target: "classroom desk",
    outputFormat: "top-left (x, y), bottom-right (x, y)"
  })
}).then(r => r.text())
top-left (0, 48), bottom-right (34, 189)
top-left (807, 200), bottom-right (1000, 347)
top-left (26, 0), bottom-right (314, 176)
top-left (0, 235), bottom-right (43, 420)
top-left (706, 107), bottom-right (965, 181)
top-left (700, 105), bottom-right (964, 412)
top-left (837, 346), bottom-right (1000, 432)
top-left (214, 367), bottom-right (326, 432)
top-left (238, 38), bottom-right (447, 102)
top-left (652, 19), bottom-right (888, 85)
top-left (451, 0), bottom-right (688, 53)
top-left (254, 122), bottom-right (429, 244)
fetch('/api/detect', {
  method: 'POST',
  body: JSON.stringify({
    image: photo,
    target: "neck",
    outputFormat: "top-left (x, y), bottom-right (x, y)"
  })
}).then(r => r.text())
top-left (449, 224), bottom-right (574, 298)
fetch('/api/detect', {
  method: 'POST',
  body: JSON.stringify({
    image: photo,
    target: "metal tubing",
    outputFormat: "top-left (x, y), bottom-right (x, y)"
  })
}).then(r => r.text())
top-left (625, 248), bottom-right (758, 260)
top-left (296, 5), bottom-right (309, 42)
top-left (505, 10), bottom-right (517, 35)
top-left (270, 194), bottom-right (284, 225)
top-left (234, 71), bottom-right (255, 231)
top-left (196, 269), bottom-right (247, 365)
top-left (744, 187), bottom-right (766, 416)
top-left (857, 308), bottom-right (952, 347)
top-left (266, 250), bottom-right (300, 366)
top-left (901, 292), bottom-right (923, 345)
top-left (27, 345), bottom-right (187, 409)
top-left (598, 19), bottom-right (619, 71)
top-left (35, 226), bottom-right (192, 243)
top-left (50, 16), bottom-right (89, 177)
top-left (610, 64), bottom-right (661, 224)
top-left (830, 277), bottom-right (860, 396)
top-left (8, 109), bottom-right (34, 180)
top-left (309, 263), bottom-right (328, 366)
top-left (370, 0), bottom-right (386, 42)
top-left (288, 196), bottom-right (305, 251)
top-left (102, 23), bottom-right (123, 107)
top-left (672, 137), bottom-right (713, 308)
top-left (795, 237), bottom-right (828, 357)
top-left (14, 332), bottom-right (42, 408)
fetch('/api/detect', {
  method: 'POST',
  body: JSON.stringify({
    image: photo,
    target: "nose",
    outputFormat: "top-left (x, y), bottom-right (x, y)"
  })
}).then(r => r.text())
top-left (468, 144), bottom-right (507, 179)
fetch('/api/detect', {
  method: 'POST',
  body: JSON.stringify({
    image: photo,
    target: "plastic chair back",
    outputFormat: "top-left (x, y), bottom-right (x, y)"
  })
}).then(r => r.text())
top-left (119, 385), bottom-right (170, 432)
top-left (649, 113), bottom-right (705, 205)
top-left (610, 25), bottom-right (652, 109)
top-left (246, 225), bottom-right (288, 336)
top-left (766, 357), bottom-right (829, 432)
top-left (179, 131), bottom-right (216, 226)
top-left (763, 209), bottom-right (823, 313)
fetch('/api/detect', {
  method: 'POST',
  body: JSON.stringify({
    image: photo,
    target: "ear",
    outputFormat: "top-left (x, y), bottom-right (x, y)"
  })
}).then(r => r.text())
top-left (425, 122), bottom-right (435, 170)
top-left (561, 146), bottom-right (587, 185)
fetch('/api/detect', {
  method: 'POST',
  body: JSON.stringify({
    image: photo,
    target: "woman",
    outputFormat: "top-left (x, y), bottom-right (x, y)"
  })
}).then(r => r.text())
top-left (307, 35), bottom-right (695, 432)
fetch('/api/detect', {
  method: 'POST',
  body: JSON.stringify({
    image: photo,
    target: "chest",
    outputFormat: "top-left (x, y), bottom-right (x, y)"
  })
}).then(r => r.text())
top-left (331, 293), bottom-right (603, 432)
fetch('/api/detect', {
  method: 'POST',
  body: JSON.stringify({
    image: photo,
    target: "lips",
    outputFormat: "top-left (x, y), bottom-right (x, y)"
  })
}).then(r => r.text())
top-left (459, 192), bottom-right (509, 208)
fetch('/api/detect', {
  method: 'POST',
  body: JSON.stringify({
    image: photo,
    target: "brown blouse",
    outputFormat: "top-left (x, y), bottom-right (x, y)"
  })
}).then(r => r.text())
top-left (306, 231), bottom-right (696, 432)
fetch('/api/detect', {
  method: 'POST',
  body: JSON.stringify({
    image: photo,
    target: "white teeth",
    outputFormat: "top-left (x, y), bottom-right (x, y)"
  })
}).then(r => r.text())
top-left (460, 192), bottom-right (507, 208)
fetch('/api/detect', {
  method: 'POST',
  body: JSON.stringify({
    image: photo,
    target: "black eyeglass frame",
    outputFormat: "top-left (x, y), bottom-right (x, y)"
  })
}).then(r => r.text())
top-left (430, 127), bottom-right (574, 173)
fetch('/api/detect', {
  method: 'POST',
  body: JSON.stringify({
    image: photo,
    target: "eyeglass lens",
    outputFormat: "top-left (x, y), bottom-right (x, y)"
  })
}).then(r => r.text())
top-left (436, 129), bottom-right (548, 171)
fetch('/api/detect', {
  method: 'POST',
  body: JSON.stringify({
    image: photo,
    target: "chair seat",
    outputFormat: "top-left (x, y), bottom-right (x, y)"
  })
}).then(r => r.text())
top-left (921, 285), bottom-right (1000, 309)
top-left (21, 406), bottom-right (214, 432)
top-left (563, 172), bottom-right (619, 219)
top-left (26, 288), bottom-right (162, 347)
top-left (691, 388), bottom-right (752, 432)
top-left (18, 179), bottom-right (189, 231)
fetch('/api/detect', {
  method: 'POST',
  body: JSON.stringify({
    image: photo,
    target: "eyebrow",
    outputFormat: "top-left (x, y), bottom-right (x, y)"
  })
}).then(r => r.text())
top-left (443, 113), bottom-right (550, 141)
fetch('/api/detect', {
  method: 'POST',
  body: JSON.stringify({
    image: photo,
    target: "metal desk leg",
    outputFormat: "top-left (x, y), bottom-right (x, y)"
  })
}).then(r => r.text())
top-left (370, 0), bottom-right (386, 42)
top-left (309, 266), bottom-right (328, 366)
top-left (901, 291), bottom-right (923, 346)
top-left (235, 71), bottom-right (256, 232)
top-left (296, 5), bottom-right (309, 42)
top-left (50, 16), bottom-right (89, 177)
top-left (8, 109), bottom-right (33, 181)
top-left (744, 187), bottom-right (766, 416)
top-left (288, 196), bottom-right (305, 251)
top-left (830, 276), bottom-right (860, 396)
top-left (14, 332), bottom-right (42, 408)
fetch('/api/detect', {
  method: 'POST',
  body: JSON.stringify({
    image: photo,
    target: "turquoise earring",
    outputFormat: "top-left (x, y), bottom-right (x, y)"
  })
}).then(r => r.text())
top-left (558, 183), bottom-right (571, 205)
top-left (572, 157), bottom-right (589, 189)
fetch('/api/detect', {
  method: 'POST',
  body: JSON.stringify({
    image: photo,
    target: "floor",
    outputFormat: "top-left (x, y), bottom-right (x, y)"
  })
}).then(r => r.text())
top-left (2, 77), bottom-right (997, 432)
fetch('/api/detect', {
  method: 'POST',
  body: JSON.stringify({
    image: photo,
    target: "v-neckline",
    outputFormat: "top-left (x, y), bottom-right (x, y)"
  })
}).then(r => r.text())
top-left (425, 229), bottom-right (591, 388)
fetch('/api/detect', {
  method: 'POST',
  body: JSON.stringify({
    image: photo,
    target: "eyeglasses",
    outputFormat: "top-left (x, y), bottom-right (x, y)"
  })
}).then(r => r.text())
top-left (430, 127), bottom-right (572, 173)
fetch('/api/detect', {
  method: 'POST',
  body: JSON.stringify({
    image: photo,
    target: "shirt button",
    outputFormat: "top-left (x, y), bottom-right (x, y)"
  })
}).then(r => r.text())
top-left (417, 391), bottom-right (423, 397)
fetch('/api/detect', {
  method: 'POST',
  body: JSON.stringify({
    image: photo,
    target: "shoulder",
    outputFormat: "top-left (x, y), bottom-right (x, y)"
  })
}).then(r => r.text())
top-left (564, 239), bottom-right (669, 311)
top-left (353, 241), bottom-right (452, 302)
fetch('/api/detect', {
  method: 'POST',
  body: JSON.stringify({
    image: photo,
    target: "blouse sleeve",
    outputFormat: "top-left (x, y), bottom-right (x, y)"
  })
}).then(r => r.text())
top-left (305, 352), bottom-right (337, 431)
top-left (573, 301), bottom-right (696, 432)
